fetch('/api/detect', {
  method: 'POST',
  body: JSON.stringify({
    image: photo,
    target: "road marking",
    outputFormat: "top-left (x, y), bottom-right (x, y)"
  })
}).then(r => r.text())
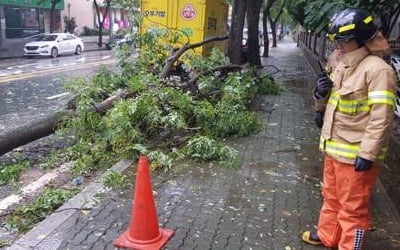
top-left (0, 59), bottom-right (115, 84)
top-left (6, 63), bottom-right (39, 70)
top-left (46, 92), bottom-right (70, 100)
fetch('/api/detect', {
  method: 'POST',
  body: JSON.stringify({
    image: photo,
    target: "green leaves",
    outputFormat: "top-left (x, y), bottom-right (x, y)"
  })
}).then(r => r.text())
top-left (185, 136), bottom-right (238, 168)
top-left (292, 0), bottom-right (400, 36)
top-left (6, 188), bottom-right (76, 232)
top-left (104, 170), bottom-right (129, 189)
top-left (60, 28), bottom-right (281, 173)
top-left (0, 160), bottom-right (29, 186)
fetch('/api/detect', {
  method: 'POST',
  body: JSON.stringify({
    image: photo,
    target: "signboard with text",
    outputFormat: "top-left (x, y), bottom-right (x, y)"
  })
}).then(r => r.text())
top-left (1, 0), bottom-right (65, 10)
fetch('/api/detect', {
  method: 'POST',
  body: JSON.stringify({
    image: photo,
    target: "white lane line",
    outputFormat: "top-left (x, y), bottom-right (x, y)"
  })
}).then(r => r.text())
top-left (6, 63), bottom-right (39, 70)
top-left (46, 92), bottom-right (70, 100)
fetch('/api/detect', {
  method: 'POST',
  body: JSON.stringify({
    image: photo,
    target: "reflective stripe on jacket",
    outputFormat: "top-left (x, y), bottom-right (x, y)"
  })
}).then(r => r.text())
top-left (317, 46), bottom-right (396, 164)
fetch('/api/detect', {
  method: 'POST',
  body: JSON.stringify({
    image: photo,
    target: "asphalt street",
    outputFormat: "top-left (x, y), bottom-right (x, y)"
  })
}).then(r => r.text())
top-left (0, 50), bottom-right (115, 135)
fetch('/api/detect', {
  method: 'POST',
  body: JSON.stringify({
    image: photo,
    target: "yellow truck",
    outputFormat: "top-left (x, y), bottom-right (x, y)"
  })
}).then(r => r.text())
top-left (140, 0), bottom-right (229, 55)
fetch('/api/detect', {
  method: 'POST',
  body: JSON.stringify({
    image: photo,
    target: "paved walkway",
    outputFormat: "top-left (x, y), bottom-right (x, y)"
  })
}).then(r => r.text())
top-left (7, 37), bottom-right (400, 250)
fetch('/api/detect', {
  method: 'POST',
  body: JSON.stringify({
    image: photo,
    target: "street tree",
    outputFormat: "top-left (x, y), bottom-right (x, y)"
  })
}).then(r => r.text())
top-left (267, 0), bottom-right (286, 48)
top-left (93, 0), bottom-right (112, 47)
top-left (228, 0), bottom-right (264, 65)
top-left (246, 0), bottom-right (264, 66)
top-left (39, 0), bottom-right (62, 33)
top-left (261, 0), bottom-right (277, 57)
top-left (228, 0), bottom-right (247, 64)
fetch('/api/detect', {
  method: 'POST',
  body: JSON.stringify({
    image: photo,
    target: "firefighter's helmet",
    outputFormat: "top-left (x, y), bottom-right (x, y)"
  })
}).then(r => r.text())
top-left (327, 8), bottom-right (378, 42)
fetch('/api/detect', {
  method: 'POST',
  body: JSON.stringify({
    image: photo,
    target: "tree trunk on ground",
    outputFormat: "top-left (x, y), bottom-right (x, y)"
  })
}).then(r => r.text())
top-left (0, 89), bottom-right (130, 156)
top-left (246, 0), bottom-right (263, 66)
top-left (0, 110), bottom-right (71, 156)
top-left (228, 0), bottom-right (247, 64)
top-left (0, 35), bottom-right (229, 156)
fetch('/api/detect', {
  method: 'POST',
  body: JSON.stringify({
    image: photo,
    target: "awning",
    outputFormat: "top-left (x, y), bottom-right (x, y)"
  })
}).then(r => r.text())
top-left (1, 0), bottom-right (64, 10)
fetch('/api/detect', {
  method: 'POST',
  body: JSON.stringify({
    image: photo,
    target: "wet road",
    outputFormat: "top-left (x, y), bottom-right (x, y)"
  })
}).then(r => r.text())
top-left (0, 50), bottom-right (115, 134)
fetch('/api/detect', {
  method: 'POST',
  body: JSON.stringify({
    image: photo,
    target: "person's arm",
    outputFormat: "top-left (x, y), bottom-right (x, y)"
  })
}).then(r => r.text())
top-left (357, 68), bottom-right (396, 163)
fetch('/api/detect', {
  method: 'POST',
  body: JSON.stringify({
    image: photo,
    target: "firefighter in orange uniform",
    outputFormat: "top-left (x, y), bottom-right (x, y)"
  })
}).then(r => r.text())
top-left (302, 8), bottom-right (396, 250)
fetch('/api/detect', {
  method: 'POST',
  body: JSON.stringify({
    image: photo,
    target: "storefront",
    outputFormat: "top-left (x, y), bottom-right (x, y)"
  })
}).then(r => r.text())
top-left (0, 0), bottom-right (64, 45)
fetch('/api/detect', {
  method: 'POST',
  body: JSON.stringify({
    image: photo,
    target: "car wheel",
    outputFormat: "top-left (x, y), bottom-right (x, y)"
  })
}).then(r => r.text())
top-left (75, 45), bottom-right (82, 55)
top-left (51, 47), bottom-right (58, 58)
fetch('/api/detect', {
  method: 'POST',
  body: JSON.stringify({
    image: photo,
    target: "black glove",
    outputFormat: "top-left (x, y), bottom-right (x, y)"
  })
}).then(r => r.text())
top-left (314, 72), bottom-right (333, 99)
top-left (315, 111), bottom-right (324, 129)
top-left (355, 156), bottom-right (373, 171)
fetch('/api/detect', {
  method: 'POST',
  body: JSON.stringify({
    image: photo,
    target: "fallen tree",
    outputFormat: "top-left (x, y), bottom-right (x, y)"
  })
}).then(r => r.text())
top-left (0, 88), bottom-right (132, 156)
top-left (0, 36), bottom-right (232, 157)
top-left (0, 29), bottom-right (281, 174)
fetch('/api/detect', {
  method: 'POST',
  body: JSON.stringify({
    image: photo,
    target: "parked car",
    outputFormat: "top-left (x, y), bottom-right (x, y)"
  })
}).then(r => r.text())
top-left (24, 33), bottom-right (84, 58)
top-left (390, 54), bottom-right (400, 118)
top-left (105, 34), bottom-right (134, 50)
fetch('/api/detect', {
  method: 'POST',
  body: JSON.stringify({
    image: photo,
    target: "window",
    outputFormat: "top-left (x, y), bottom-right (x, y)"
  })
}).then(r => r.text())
top-left (5, 6), bottom-right (44, 38)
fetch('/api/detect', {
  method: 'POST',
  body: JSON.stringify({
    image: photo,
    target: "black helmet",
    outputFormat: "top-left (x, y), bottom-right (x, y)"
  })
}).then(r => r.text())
top-left (327, 8), bottom-right (378, 42)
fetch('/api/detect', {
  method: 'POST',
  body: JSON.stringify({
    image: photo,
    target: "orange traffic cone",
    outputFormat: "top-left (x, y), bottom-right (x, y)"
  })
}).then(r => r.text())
top-left (114, 156), bottom-right (174, 249)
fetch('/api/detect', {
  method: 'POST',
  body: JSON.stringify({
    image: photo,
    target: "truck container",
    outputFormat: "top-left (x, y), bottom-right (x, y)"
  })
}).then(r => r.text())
top-left (140, 0), bottom-right (229, 55)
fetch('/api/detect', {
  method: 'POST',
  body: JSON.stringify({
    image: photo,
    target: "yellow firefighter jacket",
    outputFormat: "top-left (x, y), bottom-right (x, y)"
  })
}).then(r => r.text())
top-left (316, 46), bottom-right (396, 165)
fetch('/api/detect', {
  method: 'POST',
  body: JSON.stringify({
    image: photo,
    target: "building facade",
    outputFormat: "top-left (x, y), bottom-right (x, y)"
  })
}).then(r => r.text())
top-left (0, 0), bottom-right (64, 46)
top-left (61, 0), bottom-right (131, 36)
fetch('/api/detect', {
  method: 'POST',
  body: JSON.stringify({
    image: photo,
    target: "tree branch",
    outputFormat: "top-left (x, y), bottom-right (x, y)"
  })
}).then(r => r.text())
top-left (188, 65), bottom-right (243, 85)
top-left (159, 35), bottom-right (229, 78)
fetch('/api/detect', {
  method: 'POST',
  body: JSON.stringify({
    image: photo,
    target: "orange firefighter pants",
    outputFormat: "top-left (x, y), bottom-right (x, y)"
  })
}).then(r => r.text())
top-left (317, 155), bottom-right (379, 250)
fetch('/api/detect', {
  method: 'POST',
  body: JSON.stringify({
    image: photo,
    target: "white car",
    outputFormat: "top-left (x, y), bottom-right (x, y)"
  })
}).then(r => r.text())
top-left (24, 33), bottom-right (84, 58)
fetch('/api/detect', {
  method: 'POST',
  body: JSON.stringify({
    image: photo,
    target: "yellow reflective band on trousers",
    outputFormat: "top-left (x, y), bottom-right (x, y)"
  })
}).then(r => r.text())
top-left (320, 137), bottom-right (387, 161)
top-left (328, 90), bottom-right (395, 114)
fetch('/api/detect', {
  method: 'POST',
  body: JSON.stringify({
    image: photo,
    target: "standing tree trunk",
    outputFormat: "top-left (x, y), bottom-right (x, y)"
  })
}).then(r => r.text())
top-left (49, 0), bottom-right (60, 33)
top-left (382, 5), bottom-right (400, 38)
top-left (269, 18), bottom-right (277, 47)
top-left (267, 0), bottom-right (285, 48)
top-left (94, 0), bottom-right (111, 47)
top-left (228, 0), bottom-right (247, 64)
top-left (262, 0), bottom-right (276, 57)
top-left (246, 0), bottom-right (263, 66)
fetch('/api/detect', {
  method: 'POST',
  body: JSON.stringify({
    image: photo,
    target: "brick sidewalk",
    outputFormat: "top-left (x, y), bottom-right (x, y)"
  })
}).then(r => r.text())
top-left (7, 37), bottom-right (400, 250)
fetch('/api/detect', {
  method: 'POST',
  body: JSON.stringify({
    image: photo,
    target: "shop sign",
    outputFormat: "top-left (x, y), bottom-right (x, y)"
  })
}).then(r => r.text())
top-left (181, 4), bottom-right (196, 21)
top-left (1, 0), bottom-right (64, 10)
top-left (143, 10), bottom-right (166, 17)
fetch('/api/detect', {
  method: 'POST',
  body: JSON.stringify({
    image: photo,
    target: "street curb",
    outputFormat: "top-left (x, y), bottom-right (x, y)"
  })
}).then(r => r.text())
top-left (7, 159), bottom-right (133, 250)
